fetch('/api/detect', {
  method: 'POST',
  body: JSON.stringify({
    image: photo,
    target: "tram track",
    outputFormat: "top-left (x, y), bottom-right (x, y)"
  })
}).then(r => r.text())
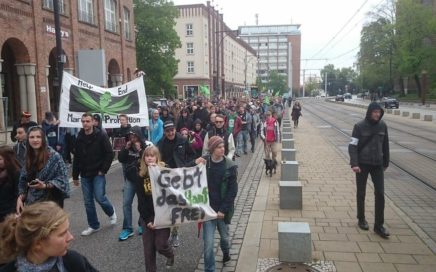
top-left (303, 101), bottom-right (436, 192)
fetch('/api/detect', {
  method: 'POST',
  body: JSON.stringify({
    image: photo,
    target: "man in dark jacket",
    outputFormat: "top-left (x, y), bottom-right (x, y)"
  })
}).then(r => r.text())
top-left (348, 102), bottom-right (390, 238)
top-left (72, 113), bottom-right (116, 236)
top-left (117, 126), bottom-right (152, 241)
top-left (197, 136), bottom-right (238, 271)
top-left (202, 114), bottom-right (235, 160)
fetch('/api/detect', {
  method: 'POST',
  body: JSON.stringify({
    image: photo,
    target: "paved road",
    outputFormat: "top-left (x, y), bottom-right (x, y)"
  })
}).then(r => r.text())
top-left (65, 139), bottom-right (262, 271)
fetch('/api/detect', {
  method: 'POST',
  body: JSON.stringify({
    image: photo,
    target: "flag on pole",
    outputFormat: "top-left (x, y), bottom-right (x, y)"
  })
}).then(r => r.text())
top-left (199, 85), bottom-right (210, 98)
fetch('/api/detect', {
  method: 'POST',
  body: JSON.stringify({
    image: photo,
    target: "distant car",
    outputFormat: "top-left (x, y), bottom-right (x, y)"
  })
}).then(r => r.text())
top-left (344, 93), bottom-right (352, 99)
top-left (380, 97), bottom-right (399, 109)
top-left (335, 95), bottom-right (344, 102)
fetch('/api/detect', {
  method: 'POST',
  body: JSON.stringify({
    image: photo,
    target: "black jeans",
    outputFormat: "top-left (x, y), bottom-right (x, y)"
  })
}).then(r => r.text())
top-left (356, 164), bottom-right (385, 228)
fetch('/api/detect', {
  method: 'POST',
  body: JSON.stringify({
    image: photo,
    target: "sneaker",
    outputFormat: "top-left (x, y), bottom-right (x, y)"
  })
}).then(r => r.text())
top-left (223, 253), bottom-right (231, 264)
top-left (109, 211), bottom-right (117, 225)
top-left (81, 227), bottom-right (100, 236)
top-left (137, 226), bottom-right (144, 235)
top-left (170, 233), bottom-right (180, 247)
top-left (118, 229), bottom-right (134, 241)
top-left (166, 255), bottom-right (175, 268)
top-left (358, 219), bottom-right (369, 231)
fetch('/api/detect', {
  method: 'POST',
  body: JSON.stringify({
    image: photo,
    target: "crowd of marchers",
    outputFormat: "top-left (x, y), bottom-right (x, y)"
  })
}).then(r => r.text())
top-left (0, 94), bottom-right (294, 272)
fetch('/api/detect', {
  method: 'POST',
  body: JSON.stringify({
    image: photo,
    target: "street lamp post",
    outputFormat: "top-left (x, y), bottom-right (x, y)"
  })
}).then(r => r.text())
top-left (53, 0), bottom-right (65, 110)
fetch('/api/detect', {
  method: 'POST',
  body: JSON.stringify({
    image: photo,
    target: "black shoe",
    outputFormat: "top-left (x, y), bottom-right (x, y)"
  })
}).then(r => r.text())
top-left (374, 226), bottom-right (390, 239)
top-left (358, 219), bottom-right (369, 231)
top-left (251, 149), bottom-right (255, 153)
top-left (235, 153), bottom-right (240, 157)
top-left (223, 253), bottom-right (231, 264)
top-left (166, 255), bottom-right (175, 268)
top-left (244, 151), bottom-right (248, 155)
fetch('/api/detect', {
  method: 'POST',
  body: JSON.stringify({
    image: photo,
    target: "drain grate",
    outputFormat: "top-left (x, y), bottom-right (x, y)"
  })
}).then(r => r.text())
top-left (265, 263), bottom-right (323, 272)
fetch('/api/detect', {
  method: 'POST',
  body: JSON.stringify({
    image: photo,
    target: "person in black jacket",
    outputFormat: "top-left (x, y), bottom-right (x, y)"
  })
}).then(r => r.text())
top-left (0, 146), bottom-right (20, 222)
top-left (176, 108), bottom-right (193, 132)
top-left (10, 111), bottom-right (37, 143)
top-left (348, 102), bottom-right (390, 239)
top-left (117, 126), bottom-right (149, 241)
top-left (72, 113), bottom-right (116, 236)
top-left (134, 146), bottom-right (174, 271)
top-left (0, 201), bottom-right (98, 271)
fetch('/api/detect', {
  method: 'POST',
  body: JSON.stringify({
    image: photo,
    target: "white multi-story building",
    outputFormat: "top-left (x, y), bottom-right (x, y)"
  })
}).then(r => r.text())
top-left (238, 25), bottom-right (301, 94)
top-left (173, 2), bottom-right (256, 99)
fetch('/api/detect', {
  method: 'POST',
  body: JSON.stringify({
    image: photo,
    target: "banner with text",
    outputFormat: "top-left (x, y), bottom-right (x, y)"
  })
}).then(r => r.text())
top-left (59, 72), bottom-right (149, 128)
top-left (149, 164), bottom-right (217, 229)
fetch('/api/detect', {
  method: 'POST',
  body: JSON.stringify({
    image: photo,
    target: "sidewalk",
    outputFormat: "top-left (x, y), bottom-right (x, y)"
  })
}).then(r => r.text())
top-left (236, 112), bottom-right (436, 272)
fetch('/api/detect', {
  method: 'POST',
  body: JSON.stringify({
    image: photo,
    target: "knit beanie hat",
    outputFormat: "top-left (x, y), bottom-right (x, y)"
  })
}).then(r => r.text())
top-left (208, 136), bottom-right (224, 153)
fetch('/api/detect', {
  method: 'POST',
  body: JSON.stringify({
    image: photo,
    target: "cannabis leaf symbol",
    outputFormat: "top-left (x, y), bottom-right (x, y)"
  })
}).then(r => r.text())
top-left (73, 88), bottom-right (133, 115)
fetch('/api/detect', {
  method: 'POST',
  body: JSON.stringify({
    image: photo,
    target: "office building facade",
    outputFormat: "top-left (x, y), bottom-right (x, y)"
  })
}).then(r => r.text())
top-left (238, 24), bottom-right (301, 94)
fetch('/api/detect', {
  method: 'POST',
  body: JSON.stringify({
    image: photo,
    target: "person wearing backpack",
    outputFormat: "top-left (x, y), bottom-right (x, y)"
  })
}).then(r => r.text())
top-left (260, 111), bottom-right (280, 163)
top-left (196, 136), bottom-right (238, 272)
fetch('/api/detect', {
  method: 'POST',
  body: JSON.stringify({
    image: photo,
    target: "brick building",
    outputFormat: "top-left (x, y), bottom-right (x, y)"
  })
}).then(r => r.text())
top-left (0, 0), bottom-right (136, 129)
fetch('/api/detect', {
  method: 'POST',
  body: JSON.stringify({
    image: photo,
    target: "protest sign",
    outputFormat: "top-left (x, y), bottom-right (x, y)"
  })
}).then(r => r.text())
top-left (59, 72), bottom-right (149, 128)
top-left (148, 164), bottom-right (217, 229)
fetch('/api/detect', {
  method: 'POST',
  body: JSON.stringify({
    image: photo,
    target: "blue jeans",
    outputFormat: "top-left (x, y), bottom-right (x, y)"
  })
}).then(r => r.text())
top-left (203, 219), bottom-right (230, 272)
top-left (81, 175), bottom-right (115, 229)
top-left (237, 129), bottom-right (250, 154)
top-left (122, 176), bottom-right (136, 231)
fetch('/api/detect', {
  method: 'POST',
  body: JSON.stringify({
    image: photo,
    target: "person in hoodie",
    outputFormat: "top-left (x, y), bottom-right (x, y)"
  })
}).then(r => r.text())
top-left (149, 109), bottom-right (164, 145)
top-left (42, 112), bottom-right (64, 153)
top-left (72, 113), bottom-right (116, 236)
top-left (117, 126), bottom-right (150, 241)
top-left (160, 107), bottom-right (174, 124)
top-left (176, 108), bottom-right (193, 132)
top-left (111, 114), bottom-right (132, 151)
top-left (348, 102), bottom-right (390, 239)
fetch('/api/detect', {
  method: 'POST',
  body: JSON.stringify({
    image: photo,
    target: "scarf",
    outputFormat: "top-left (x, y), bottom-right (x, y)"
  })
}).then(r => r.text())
top-left (16, 254), bottom-right (66, 272)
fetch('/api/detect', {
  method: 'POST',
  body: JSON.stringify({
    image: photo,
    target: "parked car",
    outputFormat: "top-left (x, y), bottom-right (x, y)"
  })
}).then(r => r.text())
top-left (344, 93), bottom-right (352, 99)
top-left (380, 97), bottom-right (399, 109)
top-left (335, 94), bottom-right (344, 102)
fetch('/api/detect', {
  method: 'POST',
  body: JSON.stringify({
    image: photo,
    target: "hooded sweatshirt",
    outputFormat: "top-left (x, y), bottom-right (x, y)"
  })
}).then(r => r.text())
top-left (348, 102), bottom-right (390, 167)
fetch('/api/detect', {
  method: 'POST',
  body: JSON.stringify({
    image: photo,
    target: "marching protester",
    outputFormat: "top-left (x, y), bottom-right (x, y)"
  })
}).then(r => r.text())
top-left (157, 120), bottom-right (196, 246)
top-left (16, 126), bottom-right (70, 211)
top-left (176, 108), bottom-right (193, 132)
top-left (0, 201), bottom-right (98, 271)
top-left (348, 102), bottom-right (390, 239)
top-left (10, 111), bottom-right (37, 143)
top-left (291, 101), bottom-right (302, 128)
top-left (260, 111), bottom-right (280, 163)
top-left (42, 112), bottom-right (64, 153)
top-left (202, 114), bottom-right (236, 160)
top-left (180, 127), bottom-right (203, 158)
top-left (13, 124), bottom-right (27, 167)
top-left (72, 113), bottom-right (117, 236)
top-left (149, 109), bottom-right (164, 145)
top-left (236, 106), bottom-right (252, 155)
top-left (196, 136), bottom-right (238, 271)
top-left (117, 126), bottom-right (149, 241)
top-left (134, 146), bottom-right (175, 271)
top-left (249, 106), bottom-right (260, 153)
top-left (0, 146), bottom-right (20, 222)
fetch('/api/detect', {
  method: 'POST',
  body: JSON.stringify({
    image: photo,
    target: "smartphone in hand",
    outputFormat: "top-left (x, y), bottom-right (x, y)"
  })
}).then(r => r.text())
top-left (29, 180), bottom-right (39, 186)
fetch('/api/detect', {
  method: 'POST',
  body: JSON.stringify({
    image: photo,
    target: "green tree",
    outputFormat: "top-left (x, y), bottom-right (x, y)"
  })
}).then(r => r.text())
top-left (134, 0), bottom-right (181, 98)
top-left (266, 71), bottom-right (288, 96)
top-left (395, 0), bottom-right (436, 97)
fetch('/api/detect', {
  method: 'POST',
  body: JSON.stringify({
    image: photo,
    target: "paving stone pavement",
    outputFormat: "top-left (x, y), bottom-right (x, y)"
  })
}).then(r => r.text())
top-left (235, 108), bottom-right (436, 272)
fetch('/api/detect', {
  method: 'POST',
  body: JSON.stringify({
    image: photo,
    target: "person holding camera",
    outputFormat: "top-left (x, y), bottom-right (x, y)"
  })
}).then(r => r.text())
top-left (16, 126), bottom-right (70, 213)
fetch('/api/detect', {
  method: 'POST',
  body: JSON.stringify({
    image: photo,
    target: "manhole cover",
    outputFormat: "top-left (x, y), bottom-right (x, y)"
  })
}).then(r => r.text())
top-left (266, 263), bottom-right (322, 272)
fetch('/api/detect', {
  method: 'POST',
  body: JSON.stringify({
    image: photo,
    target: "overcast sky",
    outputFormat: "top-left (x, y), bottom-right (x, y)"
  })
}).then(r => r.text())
top-left (172, 0), bottom-right (385, 77)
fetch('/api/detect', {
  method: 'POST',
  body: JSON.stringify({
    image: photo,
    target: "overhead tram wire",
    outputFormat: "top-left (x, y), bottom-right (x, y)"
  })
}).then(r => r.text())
top-left (322, 0), bottom-right (387, 57)
top-left (311, 0), bottom-right (371, 59)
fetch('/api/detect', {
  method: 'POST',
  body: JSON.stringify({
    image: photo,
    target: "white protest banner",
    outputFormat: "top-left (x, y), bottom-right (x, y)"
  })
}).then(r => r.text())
top-left (59, 72), bottom-right (149, 128)
top-left (148, 164), bottom-right (217, 229)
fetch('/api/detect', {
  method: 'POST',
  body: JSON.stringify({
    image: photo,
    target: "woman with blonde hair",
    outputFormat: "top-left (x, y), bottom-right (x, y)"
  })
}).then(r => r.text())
top-left (0, 201), bottom-right (97, 271)
top-left (134, 146), bottom-right (174, 271)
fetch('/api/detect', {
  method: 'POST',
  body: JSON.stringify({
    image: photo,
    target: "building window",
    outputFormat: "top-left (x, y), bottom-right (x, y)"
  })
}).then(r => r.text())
top-left (78, 0), bottom-right (94, 24)
top-left (104, 0), bottom-right (117, 32)
top-left (123, 7), bottom-right (131, 40)
top-left (184, 85), bottom-right (198, 98)
top-left (187, 61), bottom-right (194, 73)
top-left (187, 42), bottom-right (194, 54)
top-left (186, 24), bottom-right (193, 36)
top-left (43, 0), bottom-right (65, 14)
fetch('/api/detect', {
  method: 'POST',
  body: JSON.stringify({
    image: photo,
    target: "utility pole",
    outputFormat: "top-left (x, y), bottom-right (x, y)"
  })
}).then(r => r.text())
top-left (53, 0), bottom-right (65, 110)
top-left (302, 69), bottom-right (306, 97)
top-left (324, 72), bottom-right (328, 97)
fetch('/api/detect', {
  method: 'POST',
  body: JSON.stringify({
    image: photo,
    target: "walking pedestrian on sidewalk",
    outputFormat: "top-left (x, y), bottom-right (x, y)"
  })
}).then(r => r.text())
top-left (260, 111), bottom-right (280, 163)
top-left (72, 113), bottom-right (117, 236)
top-left (291, 101), bottom-right (302, 128)
top-left (348, 102), bottom-right (390, 239)
top-left (196, 136), bottom-right (238, 272)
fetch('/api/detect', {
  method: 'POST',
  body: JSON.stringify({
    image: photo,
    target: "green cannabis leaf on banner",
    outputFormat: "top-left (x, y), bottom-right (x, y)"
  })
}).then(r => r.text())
top-left (73, 89), bottom-right (133, 115)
